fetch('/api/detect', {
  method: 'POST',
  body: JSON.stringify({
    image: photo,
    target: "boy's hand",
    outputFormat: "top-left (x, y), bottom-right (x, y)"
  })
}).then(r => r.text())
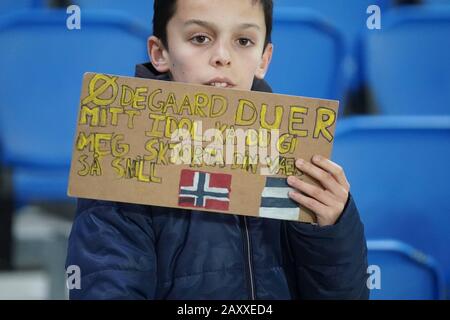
top-left (287, 155), bottom-right (350, 227)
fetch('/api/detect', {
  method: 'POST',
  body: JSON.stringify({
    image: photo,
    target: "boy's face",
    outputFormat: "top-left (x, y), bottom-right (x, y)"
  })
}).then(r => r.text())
top-left (149, 0), bottom-right (273, 90)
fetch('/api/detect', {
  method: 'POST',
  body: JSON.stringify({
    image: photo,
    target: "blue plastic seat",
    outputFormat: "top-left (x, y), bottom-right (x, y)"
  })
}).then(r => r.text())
top-left (367, 239), bottom-right (445, 299)
top-left (72, 0), bottom-right (153, 30)
top-left (425, 0), bottom-right (450, 5)
top-left (267, 7), bottom-right (346, 101)
top-left (0, 0), bottom-right (44, 15)
top-left (278, 0), bottom-right (392, 48)
top-left (0, 10), bottom-right (149, 204)
top-left (277, 0), bottom-right (393, 91)
top-left (359, 6), bottom-right (450, 114)
top-left (333, 116), bottom-right (450, 292)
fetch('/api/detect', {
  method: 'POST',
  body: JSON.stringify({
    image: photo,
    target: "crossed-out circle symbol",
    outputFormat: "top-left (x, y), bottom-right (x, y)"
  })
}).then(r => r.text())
top-left (82, 74), bottom-right (119, 106)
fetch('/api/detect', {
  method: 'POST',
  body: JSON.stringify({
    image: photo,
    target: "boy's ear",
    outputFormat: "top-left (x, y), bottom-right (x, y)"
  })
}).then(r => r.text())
top-left (255, 43), bottom-right (273, 79)
top-left (148, 35), bottom-right (170, 73)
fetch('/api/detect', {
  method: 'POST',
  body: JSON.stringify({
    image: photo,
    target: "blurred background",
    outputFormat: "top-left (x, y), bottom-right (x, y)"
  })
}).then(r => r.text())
top-left (0, 0), bottom-right (449, 300)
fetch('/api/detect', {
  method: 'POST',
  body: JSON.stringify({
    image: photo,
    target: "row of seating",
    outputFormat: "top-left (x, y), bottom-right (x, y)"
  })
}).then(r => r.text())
top-left (0, 10), bottom-right (148, 207)
top-left (3, 1), bottom-right (448, 48)
top-left (1, 5), bottom-right (449, 114)
top-left (0, 7), bottom-right (448, 201)
top-left (0, 10), bottom-right (147, 291)
top-left (272, 5), bottom-right (450, 116)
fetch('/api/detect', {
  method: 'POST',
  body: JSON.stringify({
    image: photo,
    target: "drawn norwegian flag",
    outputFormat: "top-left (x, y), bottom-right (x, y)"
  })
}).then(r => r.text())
top-left (178, 170), bottom-right (231, 211)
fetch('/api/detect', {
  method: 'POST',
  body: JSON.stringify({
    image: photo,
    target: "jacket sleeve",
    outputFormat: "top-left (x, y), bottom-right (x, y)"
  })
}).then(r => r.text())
top-left (282, 194), bottom-right (369, 299)
top-left (65, 198), bottom-right (157, 299)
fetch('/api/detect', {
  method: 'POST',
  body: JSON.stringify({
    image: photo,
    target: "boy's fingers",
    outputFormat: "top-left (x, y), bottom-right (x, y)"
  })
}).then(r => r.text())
top-left (287, 176), bottom-right (338, 207)
top-left (288, 191), bottom-right (328, 217)
top-left (295, 159), bottom-right (347, 200)
top-left (312, 155), bottom-right (350, 190)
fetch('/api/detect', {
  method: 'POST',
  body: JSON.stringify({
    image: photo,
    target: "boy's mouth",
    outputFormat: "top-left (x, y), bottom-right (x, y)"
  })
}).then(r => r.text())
top-left (204, 77), bottom-right (236, 88)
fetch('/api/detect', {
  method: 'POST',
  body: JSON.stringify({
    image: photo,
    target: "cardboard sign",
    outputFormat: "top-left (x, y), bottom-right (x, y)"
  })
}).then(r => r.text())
top-left (68, 73), bottom-right (339, 223)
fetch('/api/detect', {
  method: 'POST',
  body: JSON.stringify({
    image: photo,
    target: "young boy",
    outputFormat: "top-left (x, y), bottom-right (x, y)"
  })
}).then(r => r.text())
top-left (66, 0), bottom-right (369, 299)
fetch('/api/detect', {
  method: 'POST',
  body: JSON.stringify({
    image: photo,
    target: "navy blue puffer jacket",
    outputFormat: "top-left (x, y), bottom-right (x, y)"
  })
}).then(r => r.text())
top-left (65, 63), bottom-right (369, 300)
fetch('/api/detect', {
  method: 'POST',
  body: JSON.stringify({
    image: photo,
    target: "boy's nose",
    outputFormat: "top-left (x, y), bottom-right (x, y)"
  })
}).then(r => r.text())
top-left (210, 42), bottom-right (231, 67)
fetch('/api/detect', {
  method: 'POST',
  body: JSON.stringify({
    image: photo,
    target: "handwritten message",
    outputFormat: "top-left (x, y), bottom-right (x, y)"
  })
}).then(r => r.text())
top-left (68, 73), bottom-right (339, 223)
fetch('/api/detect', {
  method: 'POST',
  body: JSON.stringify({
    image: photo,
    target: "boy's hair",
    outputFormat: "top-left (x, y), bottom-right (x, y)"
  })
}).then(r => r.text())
top-left (153, 0), bottom-right (273, 51)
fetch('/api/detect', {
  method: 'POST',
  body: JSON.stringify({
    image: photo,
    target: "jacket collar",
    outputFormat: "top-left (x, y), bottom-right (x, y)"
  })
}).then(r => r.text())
top-left (134, 62), bottom-right (273, 93)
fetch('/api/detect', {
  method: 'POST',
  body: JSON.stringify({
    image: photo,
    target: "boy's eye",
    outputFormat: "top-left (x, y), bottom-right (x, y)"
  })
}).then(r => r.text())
top-left (191, 35), bottom-right (210, 45)
top-left (237, 38), bottom-right (253, 47)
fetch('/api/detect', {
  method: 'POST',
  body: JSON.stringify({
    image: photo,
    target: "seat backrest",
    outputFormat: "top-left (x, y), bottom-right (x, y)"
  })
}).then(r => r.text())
top-left (277, 0), bottom-right (395, 98)
top-left (266, 7), bottom-right (345, 102)
top-left (72, 0), bottom-right (153, 29)
top-left (424, 0), bottom-right (450, 5)
top-left (278, 0), bottom-right (392, 48)
top-left (367, 239), bottom-right (445, 299)
top-left (0, 10), bottom-right (149, 168)
top-left (333, 116), bottom-right (450, 289)
top-left (360, 6), bottom-right (450, 115)
top-left (0, 0), bottom-right (43, 14)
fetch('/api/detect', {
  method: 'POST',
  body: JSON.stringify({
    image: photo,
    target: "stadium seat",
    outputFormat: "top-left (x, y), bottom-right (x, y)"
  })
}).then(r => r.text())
top-left (0, 0), bottom-right (44, 15)
top-left (277, 0), bottom-right (393, 90)
top-left (278, 0), bottom-right (393, 49)
top-left (333, 116), bottom-right (450, 293)
top-left (72, 0), bottom-right (153, 30)
top-left (0, 10), bottom-right (149, 204)
top-left (425, 0), bottom-right (450, 5)
top-left (367, 239), bottom-right (445, 299)
top-left (358, 6), bottom-right (450, 114)
top-left (267, 7), bottom-right (346, 102)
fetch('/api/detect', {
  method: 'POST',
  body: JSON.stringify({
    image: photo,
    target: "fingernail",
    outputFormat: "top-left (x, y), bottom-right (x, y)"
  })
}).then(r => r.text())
top-left (296, 159), bottom-right (304, 166)
top-left (314, 155), bottom-right (322, 162)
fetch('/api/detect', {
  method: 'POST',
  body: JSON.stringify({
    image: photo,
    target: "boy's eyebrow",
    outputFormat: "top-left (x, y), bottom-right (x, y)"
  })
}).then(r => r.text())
top-left (239, 23), bottom-right (261, 30)
top-left (183, 19), bottom-right (261, 31)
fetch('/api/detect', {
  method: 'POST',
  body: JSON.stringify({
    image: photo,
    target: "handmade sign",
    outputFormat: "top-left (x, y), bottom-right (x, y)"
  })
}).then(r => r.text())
top-left (68, 73), bottom-right (339, 223)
